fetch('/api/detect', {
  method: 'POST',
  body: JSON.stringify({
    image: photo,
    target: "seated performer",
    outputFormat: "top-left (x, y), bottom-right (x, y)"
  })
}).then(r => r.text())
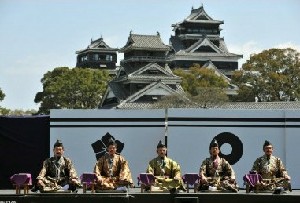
top-left (198, 139), bottom-right (239, 192)
top-left (250, 140), bottom-right (292, 192)
top-left (93, 138), bottom-right (134, 190)
top-left (34, 140), bottom-right (81, 192)
top-left (146, 140), bottom-right (185, 193)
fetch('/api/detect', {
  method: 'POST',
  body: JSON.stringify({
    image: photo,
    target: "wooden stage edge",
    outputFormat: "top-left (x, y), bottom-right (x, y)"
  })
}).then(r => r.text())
top-left (1, 189), bottom-right (300, 203)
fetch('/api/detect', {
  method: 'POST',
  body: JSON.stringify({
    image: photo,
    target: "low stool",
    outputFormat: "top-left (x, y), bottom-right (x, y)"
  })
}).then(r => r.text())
top-left (81, 172), bottom-right (97, 193)
top-left (10, 173), bottom-right (32, 194)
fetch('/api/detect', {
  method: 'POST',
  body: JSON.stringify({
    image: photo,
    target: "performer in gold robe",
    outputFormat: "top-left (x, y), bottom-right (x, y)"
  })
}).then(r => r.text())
top-left (34, 140), bottom-right (81, 192)
top-left (94, 139), bottom-right (133, 190)
top-left (198, 139), bottom-right (239, 192)
top-left (146, 140), bottom-right (185, 193)
top-left (251, 140), bottom-right (292, 192)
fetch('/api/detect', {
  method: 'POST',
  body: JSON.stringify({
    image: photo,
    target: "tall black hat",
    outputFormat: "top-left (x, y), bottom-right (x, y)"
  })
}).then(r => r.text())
top-left (209, 139), bottom-right (219, 149)
top-left (54, 139), bottom-right (64, 148)
top-left (157, 140), bottom-right (166, 148)
top-left (107, 137), bottom-right (117, 147)
top-left (263, 140), bottom-right (272, 149)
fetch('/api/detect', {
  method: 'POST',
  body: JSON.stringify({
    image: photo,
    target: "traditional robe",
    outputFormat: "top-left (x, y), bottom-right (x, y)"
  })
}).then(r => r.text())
top-left (251, 154), bottom-right (291, 191)
top-left (199, 156), bottom-right (239, 192)
top-left (146, 156), bottom-right (184, 191)
top-left (94, 153), bottom-right (133, 190)
top-left (36, 156), bottom-right (80, 191)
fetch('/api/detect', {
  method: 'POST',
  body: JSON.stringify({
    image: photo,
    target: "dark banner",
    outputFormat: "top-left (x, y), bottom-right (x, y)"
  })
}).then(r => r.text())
top-left (0, 115), bottom-right (50, 189)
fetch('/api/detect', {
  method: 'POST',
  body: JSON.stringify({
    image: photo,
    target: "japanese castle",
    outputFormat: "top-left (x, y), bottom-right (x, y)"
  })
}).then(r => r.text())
top-left (75, 5), bottom-right (242, 109)
top-left (169, 5), bottom-right (242, 77)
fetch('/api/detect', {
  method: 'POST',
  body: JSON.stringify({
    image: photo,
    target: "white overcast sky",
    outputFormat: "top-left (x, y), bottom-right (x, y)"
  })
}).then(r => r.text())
top-left (0, 0), bottom-right (299, 110)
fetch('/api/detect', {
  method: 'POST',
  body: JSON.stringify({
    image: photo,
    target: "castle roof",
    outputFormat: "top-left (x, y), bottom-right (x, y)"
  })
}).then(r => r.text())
top-left (120, 33), bottom-right (170, 52)
top-left (76, 37), bottom-right (118, 54)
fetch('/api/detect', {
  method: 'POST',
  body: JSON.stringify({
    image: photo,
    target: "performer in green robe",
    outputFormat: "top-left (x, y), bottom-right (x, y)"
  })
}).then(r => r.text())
top-left (35, 140), bottom-right (81, 192)
top-left (94, 139), bottom-right (133, 190)
top-left (198, 139), bottom-right (239, 192)
top-left (146, 140), bottom-right (185, 193)
top-left (251, 140), bottom-right (292, 192)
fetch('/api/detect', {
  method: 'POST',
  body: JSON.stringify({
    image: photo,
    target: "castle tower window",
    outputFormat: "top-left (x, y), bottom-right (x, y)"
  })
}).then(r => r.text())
top-left (81, 55), bottom-right (87, 62)
top-left (93, 54), bottom-right (99, 61)
top-left (106, 55), bottom-right (112, 61)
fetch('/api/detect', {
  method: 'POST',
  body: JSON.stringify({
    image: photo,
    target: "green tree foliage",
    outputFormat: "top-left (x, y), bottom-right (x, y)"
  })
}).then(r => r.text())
top-left (0, 107), bottom-right (10, 115)
top-left (0, 87), bottom-right (7, 115)
top-left (191, 87), bottom-right (229, 108)
top-left (174, 64), bottom-right (228, 96)
top-left (34, 67), bottom-right (111, 114)
top-left (0, 87), bottom-right (5, 102)
top-left (232, 48), bottom-right (300, 102)
top-left (173, 64), bottom-right (229, 107)
top-left (0, 108), bottom-right (37, 116)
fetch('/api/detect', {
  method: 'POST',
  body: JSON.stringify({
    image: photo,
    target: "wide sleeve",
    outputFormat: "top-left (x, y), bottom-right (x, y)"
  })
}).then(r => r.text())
top-left (67, 159), bottom-right (79, 179)
top-left (36, 160), bottom-right (48, 180)
top-left (93, 158), bottom-right (103, 178)
top-left (223, 159), bottom-right (236, 180)
top-left (171, 161), bottom-right (181, 179)
top-left (199, 159), bottom-right (208, 178)
top-left (146, 159), bottom-right (155, 174)
top-left (251, 158), bottom-right (260, 173)
top-left (277, 158), bottom-right (289, 178)
top-left (119, 157), bottom-right (133, 183)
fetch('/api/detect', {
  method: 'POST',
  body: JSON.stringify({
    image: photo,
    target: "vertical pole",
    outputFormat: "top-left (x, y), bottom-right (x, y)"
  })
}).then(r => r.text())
top-left (283, 110), bottom-right (287, 166)
top-left (164, 108), bottom-right (168, 150)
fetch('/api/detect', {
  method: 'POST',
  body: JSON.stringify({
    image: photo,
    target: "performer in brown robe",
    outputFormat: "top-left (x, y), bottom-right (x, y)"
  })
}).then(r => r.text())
top-left (35, 140), bottom-right (81, 192)
top-left (146, 140), bottom-right (185, 193)
top-left (250, 140), bottom-right (291, 192)
top-left (94, 138), bottom-right (133, 190)
top-left (198, 139), bottom-right (239, 192)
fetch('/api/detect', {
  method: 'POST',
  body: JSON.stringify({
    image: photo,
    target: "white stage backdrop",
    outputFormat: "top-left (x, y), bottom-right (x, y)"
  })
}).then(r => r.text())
top-left (50, 109), bottom-right (300, 188)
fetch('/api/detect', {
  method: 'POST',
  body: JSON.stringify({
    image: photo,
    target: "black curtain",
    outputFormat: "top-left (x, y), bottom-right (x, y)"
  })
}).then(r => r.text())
top-left (0, 115), bottom-right (50, 189)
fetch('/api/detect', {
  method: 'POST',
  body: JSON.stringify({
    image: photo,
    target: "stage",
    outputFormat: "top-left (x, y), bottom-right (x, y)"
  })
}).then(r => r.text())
top-left (1, 188), bottom-right (300, 203)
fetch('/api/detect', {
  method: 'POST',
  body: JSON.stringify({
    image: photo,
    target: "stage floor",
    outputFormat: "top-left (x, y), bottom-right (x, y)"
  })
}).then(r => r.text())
top-left (1, 188), bottom-right (300, 203)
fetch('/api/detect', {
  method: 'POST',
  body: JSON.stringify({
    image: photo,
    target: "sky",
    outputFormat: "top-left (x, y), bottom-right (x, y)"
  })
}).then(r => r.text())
top-left (0, 0), bottom-right (299, 110)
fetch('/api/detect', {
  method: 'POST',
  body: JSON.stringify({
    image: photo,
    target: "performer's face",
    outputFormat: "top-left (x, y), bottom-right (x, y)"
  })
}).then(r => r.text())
top-left (53, 146), bottom-right (64, 157)
top-left (264, 145), bottom-right (273, 156)
top-left (210, 146), bottom-right (219, 156)
top-left (107, 144), bottom-right (117, 156)
top-left (157, 147), bottom-right (167, 158)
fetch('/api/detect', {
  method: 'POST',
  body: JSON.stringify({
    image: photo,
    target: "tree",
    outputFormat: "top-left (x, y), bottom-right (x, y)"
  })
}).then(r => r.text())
top-left (232, 48), bottom-right (300, 102)
top-left (0, 87), bottom-right (5, 102)
top-left (0, 108), bottom-right (37, 116)
top-left (0, 107), bottom-right (10, 115)
top-left (34, 67), bottom-right (111, 114)
top-left (0, 87), bottom-right (7, 115)
top-left (191, 87), bottom-right (229, 108)
top-left (173, 64), bottom-right (229, 107)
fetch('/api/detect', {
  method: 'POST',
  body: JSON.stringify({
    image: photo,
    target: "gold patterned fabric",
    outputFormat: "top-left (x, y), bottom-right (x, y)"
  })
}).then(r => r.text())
top-left (36, 156), bottom-right (80, 191)
top-left (251, 155), bottom-right (291, 191)
top-left (146, 156), bottom-right (184, 191)
top-left (94, 154), bottom-right (133, 190)
top-left (199, 157), bottom-right (239, 192)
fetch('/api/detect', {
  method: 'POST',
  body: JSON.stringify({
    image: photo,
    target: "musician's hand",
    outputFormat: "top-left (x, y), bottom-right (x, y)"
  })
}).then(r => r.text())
top-left (96, 175), bottom-right (103, 183)
top-left (70, 178), bottom-right (78, 184)
top-left (229, 178), bottom-right (235, 183)
top-left (37, 179), bottom-right (44, 186)
top-left (201, 176), bottom-right (207, 184)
